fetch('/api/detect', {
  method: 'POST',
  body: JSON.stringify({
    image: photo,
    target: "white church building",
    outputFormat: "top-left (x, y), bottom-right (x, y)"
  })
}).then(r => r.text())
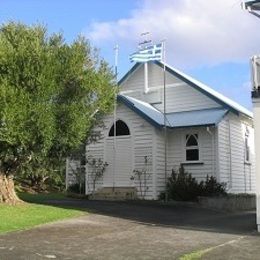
top-left (67, 61), bottom-right (255, 200)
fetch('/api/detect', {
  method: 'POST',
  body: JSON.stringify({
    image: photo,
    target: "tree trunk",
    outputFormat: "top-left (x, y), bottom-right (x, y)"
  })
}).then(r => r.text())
top-left (0, 174), bottom-right (21, 204)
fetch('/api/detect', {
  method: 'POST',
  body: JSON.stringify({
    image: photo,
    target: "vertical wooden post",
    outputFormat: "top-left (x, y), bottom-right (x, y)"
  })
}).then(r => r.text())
top-left (162, 40), bottom-right (168, 201)
top-left (113, 45), bottom-right (119, 191)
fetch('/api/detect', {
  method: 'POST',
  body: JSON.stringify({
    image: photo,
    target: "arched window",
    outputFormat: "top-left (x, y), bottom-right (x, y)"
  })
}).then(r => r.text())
top-left (109, 120), bottom-right (130, 136)
top-left (185, 134), bottom-right (199, 161)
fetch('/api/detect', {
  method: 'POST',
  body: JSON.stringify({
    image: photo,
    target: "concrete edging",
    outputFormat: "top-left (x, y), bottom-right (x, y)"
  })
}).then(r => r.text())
top-left (198, 195), bottom-right (256, 212)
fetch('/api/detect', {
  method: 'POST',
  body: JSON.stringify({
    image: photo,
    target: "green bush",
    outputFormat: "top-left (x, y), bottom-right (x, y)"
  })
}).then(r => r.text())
top-left (164, 165), bottom-right (226, 201)
top-left (67, 182), bottom-right (85, 194)
top-left (203, 175), bottom-right (226, 197)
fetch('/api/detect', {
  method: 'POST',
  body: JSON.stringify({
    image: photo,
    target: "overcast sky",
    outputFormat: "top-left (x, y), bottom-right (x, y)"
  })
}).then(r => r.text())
top-left (1, 0), bottom-right (259, 109)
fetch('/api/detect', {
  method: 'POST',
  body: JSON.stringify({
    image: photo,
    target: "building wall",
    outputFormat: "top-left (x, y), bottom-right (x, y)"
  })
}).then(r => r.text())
top-left (67, 62), bottom-right (255, 198)
top-left (218, 113), bottom-right (255, 193)
top-left (85, 103), bottom-right (156, 199)
top-left (154, 126), bottom-right (217, 198)
top-left (120, 63), bottom-right (221, 113)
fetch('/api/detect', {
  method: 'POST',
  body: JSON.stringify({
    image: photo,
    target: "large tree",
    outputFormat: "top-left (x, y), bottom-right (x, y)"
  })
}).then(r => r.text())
top-left (0, 22), bottom-right (116, 203)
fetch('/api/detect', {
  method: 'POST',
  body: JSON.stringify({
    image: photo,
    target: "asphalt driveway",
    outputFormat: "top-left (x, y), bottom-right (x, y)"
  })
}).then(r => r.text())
top-left (0, 199), bottom-right (259, 260)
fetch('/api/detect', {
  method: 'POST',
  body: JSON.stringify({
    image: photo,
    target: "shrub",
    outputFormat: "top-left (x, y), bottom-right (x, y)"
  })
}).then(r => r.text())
top-left (163, 165), bottom-right (226, 201)
top-left (67, 182), bottom-right (85, 194)
top-left (203, 175), bottom-right (227, 197)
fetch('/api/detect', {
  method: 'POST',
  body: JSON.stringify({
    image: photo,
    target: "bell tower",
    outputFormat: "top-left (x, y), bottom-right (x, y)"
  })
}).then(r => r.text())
top-left (243, 0), bottom-right (260, 232)
top-left (251, 55), bottom-right (260, 232)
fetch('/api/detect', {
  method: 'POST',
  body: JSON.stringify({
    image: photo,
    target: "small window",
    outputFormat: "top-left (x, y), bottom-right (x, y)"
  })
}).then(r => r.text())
top-left (185, 134), bottom-right (199, 161)
top-left (109, 120), bottom-right (130, 136)
top-left (245, 133), bottom-right (250, 162)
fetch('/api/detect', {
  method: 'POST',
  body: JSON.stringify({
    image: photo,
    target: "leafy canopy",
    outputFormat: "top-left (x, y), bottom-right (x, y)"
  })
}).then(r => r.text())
top-left (0, 22), bottom-right (116, 175)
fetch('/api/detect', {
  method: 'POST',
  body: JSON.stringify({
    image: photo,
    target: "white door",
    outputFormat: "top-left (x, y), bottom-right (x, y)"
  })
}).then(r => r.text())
top-left (104, 120), bottom-right (133, 187)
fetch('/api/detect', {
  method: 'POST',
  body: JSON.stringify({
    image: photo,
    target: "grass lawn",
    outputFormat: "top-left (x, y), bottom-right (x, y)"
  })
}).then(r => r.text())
top-left (0, 193), bottom-right (84, 234)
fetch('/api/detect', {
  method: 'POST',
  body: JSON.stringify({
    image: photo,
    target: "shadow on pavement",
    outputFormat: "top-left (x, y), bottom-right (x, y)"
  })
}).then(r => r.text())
top-left (22, 196), bottom-right (257, 236)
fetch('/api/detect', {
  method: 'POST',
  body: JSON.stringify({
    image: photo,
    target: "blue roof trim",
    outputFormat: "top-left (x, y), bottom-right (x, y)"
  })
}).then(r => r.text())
top-left (166, 123), bottom-right (216, 129)
top-left (118, 63), bottom-right (141, 86)
top-left (118, 95), bottom-right (229, 129)
top-left (166, 107), bottom-right (228, 128)
top-left (153, 61), bottom-right (238, 115)
top-left (117, 95), bottom-right (162, 128)
top-left (215, 110), bottom-right (230, 125)
top-left (117, 61), bottom-right (252, 118)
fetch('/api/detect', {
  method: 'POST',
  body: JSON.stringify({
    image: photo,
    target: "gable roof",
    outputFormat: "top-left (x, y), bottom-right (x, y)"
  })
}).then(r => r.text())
top-left (118, 95), bottom-right (228, 129)
top-left (118, 61), bottom-right (253, 118)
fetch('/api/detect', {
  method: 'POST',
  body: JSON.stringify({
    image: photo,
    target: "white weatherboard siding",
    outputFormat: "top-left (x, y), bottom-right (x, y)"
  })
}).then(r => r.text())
top-left (154, 126), bottom-right (217, 198)
top-left (171, 127), bottom-right (217, 180)
top-left (154, 128), bottom-right (166, 197)
top-left (66, 159), bottom-right (81, 188)
top-left (153, 84), bottom-right (220, 113)
top-left (86, 103), bottom-right (155, 199)
top-left (120, 63), bottom-right (220, 113)
top-left (252, 98), bottom-right (260, 232)
top-left (218, 113), bottom-right (255, 193)
top-left (86, 125), bottom-right (105, 194)
top-left (120, 64), bottom-right (144, 93)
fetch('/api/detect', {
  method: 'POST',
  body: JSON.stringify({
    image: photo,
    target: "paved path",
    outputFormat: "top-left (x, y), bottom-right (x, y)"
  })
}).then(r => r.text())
top-left (0, 199), bottom-right (259, 259)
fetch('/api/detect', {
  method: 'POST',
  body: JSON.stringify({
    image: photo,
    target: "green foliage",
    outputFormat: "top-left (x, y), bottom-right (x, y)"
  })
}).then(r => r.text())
top-left (17, 157), bottom-right (65, 192)
top-left (0, 22), bottom-right (116, 182)
top-left (164, 165), bottom-right (226, 201)
top-left (68, 182), bottom-right (85, 194)
top-left (202, 175), bottom-right (227, 197)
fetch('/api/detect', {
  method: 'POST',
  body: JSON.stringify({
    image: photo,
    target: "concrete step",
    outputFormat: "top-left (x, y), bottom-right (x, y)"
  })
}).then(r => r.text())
top-left (90, 187), bottom-right (137, 201)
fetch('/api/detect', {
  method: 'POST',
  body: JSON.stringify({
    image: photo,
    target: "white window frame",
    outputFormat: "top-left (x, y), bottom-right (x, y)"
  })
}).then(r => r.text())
top-left (185, 133), bottom-right (200, 162)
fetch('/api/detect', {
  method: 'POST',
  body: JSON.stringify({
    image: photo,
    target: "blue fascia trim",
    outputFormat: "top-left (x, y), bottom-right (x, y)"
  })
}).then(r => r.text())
top-left (245, 0), bottom-right (260, 9)
top-left (118, 95), bottom-right (226, 129)
top-left (166, 107), bottom-right (227, 116)
top-left (215, 110), bottom-right (230, 126)
top-left (118, 61), bottom-right (241, 116)
top-left (118, 63), bottom-right (141, 86)
top-left (117, 95), bottom-right (162, 128)
top-left (167, 123), bottom-right (216, 130)
top-left (154, 61), bottom-right (239, 115)
top-left (117, 95), bottom-right (221, 129)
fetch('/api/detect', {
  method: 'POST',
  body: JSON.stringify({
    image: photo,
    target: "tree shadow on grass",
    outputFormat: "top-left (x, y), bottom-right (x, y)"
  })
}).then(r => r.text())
top-left (18, 193), bottom-right (257, 236)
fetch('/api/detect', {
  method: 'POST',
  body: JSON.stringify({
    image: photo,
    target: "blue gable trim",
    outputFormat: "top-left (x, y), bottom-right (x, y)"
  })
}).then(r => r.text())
top-left (215, 110), bottom-right (230, 125)
top-left (117, 61), bottom-right (248, 117)
top-left (118, 95), bottom-right (229, 130)
top-left (118, 63), bottom-right (141, 86)
top-left (117, 95), bottom-right (162, 128)
top-left (153, 61), bottom-right (238, 115)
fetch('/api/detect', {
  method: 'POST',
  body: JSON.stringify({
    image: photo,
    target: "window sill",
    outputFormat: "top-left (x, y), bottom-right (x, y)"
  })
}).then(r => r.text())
top-left (181, 161), bottom-right (204, 166)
